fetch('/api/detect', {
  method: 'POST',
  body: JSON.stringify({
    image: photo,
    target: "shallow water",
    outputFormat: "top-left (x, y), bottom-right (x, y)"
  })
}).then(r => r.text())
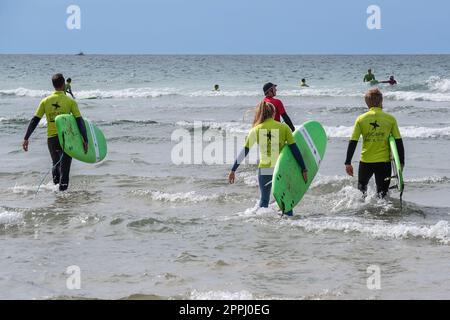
top-left (0, 55), bottom-right (449, 299)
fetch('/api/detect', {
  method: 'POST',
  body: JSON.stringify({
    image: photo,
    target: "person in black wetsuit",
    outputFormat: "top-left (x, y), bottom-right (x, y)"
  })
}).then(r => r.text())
top-left (345, 88), bottom-right (405, 198)
top-left (65, 78), bottom-right (75, 99)
top-left (23, 73), bottom-right (88, 191)
top-left (380, 75), bottom-right (397, 86)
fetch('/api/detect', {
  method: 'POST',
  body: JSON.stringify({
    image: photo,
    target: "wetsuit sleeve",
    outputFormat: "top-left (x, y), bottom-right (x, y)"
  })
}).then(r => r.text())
top-left (285, 125), bottom-right (295, 145)
top-left (231, 147), bottom-right (249, 172)
top-left (347, 117), bottom-right (361, 164)
top-left (395, 139), bottom-right (405, 166)
top-left (281, 113), bottom-right (295, 132)
top-left (24, 116), bottom-right (41, 140)
top-left (288, 143), bottom-right (306, 171)
top-left (75, 117), bottom-right (88, 143)
top-left (345, 140), bottom-right (358, 165)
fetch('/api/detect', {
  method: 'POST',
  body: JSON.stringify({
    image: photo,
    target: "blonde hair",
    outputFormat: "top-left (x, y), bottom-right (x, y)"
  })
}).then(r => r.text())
top-left (252, 101), bottom-right (275, 127)
top-left (365, 88), bottom-right (383, 108)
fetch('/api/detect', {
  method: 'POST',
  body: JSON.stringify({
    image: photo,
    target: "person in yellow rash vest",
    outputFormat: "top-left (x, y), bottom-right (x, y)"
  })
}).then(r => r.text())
top-left (228, 101), bottom-right (308, 216)
top-left (345, 88), bottom-right (405, 198)
top-left (22, 73), bottom-right (88, 191)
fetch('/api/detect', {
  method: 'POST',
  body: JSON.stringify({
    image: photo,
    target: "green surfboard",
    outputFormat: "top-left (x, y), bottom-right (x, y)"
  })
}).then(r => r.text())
top-left (55, 114), bottom-right (107, 163)
top-left (388, 135), bottom-right (404, 194)
top-left (272, 121), bottom-right (327, 214)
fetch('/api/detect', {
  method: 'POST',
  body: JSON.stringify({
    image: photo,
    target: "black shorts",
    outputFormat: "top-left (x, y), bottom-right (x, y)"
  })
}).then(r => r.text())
top-left (358, 161), bottom-right (392, 197)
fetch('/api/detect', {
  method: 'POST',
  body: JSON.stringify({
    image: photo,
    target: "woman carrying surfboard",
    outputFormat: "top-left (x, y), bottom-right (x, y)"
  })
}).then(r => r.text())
top-left (228, 101), bottom-right (308, 216)
top-left (22, 73), bottom-right (88, 191)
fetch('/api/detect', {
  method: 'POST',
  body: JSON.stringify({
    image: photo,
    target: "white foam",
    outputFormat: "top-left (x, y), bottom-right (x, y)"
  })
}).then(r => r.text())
top-left (238, 171), bottom-right (259, 187)
top-left (190, 289), bottom-right (254, 300)
top-left (324, 125), bottom-right (450, 138)
top-left (384, 91), bottom-right (450, 102)
top-left (0, 116), bottom-right (29, 123)
top-left (405, 176), bottom-right (449, 184)
top-left (426, 76), bottom-right (450, 93)
top-left (3, 79), bottom-right (450, 102)
top-left (231, 202), bottom-right (280, 219)
top-left (77, 87), bottom-right (179, 99)
top-left (176, 121), bottom-right (450, 139)
top-left (311, 175), bottom-right (352, 188)
top-left (400, 126), bottom-right (450, 138)
top-left (11, 182), bottom-right (58, 194)
top-left (332, 185), bottom-right (404, 215)
top-left (131, 190), bottom-right (219, 203)
top-left (324, 126), bottom-right (354, 138)
top-left (288, 217), bottom-right (449, 244)
top-left (0, 87), bottom-right (51, 98)
top-left (312, 175), bottom-right (449, 187)
top-left (0, 87), bottom-right (257, 99)
top-left (0, 210), bottom-right (24, 226)
top-left (329, 186), bottom-right (384, 213)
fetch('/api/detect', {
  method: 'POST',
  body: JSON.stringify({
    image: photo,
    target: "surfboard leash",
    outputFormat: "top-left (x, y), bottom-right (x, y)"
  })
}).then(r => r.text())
top-left (35, 153), bottom-right (63, 197)
top-left (35, 133), bottom-right (66, 197)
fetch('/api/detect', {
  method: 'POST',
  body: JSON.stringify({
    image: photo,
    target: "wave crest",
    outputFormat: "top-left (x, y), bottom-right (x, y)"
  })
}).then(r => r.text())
top-left (289, 218), bottom-right (449, 244)
top-left (130, 190), bottom-right (220, 203)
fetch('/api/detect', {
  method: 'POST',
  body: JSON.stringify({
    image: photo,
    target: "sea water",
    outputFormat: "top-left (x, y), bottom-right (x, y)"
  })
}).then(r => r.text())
top-left (0, 55), bottom-right (449, 299)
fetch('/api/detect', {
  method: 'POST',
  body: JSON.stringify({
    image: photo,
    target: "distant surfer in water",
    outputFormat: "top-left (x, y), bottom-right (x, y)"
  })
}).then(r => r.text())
top-left (380, 75), bottom-right (397, 86)
top-left (213, 84), bottom-right (220, 91)
top-left (228, 101), bottom-right (308, 216)
top-left (263, 82), bottom-right (295, 132)
top-left (345, 88), bottom-right (405, 198)
top-left (22, 73), bottom-right (88, 191)
top-left (300, 78), bottom-right (309, 87)
top-left (65, 78), bottom-right (75, 99)
top-left (363, 69), bottom-right (376, 83)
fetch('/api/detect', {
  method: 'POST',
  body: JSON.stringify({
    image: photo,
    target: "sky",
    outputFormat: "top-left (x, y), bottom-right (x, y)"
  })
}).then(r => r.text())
top-left (1, 0), bottom-right (450, 54)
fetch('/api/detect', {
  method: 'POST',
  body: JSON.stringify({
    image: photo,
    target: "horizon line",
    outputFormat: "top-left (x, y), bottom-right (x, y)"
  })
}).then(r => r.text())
top-left (2, 52), bottom-right (450, 56)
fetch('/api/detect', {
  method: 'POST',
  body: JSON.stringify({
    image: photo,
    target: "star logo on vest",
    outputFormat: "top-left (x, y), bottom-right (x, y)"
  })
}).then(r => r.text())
top-left (52, 102), bottom-right (62, 110)
top-left (370, 120), bottom-right (380, 130)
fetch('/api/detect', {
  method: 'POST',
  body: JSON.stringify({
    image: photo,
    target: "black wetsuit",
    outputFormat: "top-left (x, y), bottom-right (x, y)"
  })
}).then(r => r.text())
top-left (357, 161), bottom-right (392, 197)
top-left (25, 115), bottom-right (87, 191)
top-left (47, 136), bottom-right (72, 190)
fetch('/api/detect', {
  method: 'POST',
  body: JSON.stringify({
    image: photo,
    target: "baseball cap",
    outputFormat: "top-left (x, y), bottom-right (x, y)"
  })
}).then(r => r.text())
top-left (263, 82), bottom-right (277, 94)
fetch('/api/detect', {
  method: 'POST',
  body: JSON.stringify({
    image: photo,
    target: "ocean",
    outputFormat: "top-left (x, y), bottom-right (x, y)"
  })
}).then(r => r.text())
top-left (0, 55), bottom-right (449, 299)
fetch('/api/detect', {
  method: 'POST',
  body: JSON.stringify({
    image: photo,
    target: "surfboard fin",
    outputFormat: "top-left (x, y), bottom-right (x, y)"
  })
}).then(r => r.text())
top-left (400, 191), bottom-right (403, 211)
